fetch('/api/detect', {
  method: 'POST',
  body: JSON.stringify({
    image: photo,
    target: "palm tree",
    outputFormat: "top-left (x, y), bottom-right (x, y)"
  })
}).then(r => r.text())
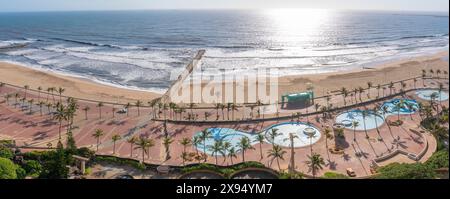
top-left (209, 141), bottom-right (224, 165)
top-left (340, 87), bottom-right (348, 106)
top-left (14, 93), bottom-right (20, 108)
top-left (351, 120), bottom-right (359, 142)
top-left (46, 102), bottom-right (52, 114)
top-left (413, 78), bottom-right (417, 89)
top-left (92, 129), bottom-right (104, 152)
top-left (358, 87), bottom-right (364, 102)
top-left (127, 136), bottom-right (138, 157)
top-left (324, 127), bottom-right (332, 149)
top-left (231, 103), bottom-right (238, 120)
top-left (372, 107), bottom-right (381, 135)
top-left (97, 102), bottom-right (104, 119)
top-left (220, 104), bottom-right (225, 120)
top-left (188, 103), bottom-right (196, 116)
top-left (111, 134), bottom-right (121, 154)
top-left (222, 141), bottom-right (231, 164)
top-left (255, 133), bottom-right (265, 160)
top-left (28, 99), bottom-right (34, 114)
top-left (46, 87), bottom-right (51, 102)
top-left (395, 99), bottom-right (405, 122)
top-left (148, 100), bottom-right (158, 118)
top-left (180, 152), bottom-right (189, 166)
top-left (204, 112), bottom-right (211, 121)
top-left (267, 145), bottom-right (286, 171)
top-left (256, 100), bottom-right (264, 118)
top-left (389, 82), bottom-right (394, 95)
top-left (268, 128), bottom-right (279, 144)
top-left (238, 137), bottom-right (254, 162)
top-left (20, 97), bottom-right (26, 111)
top-left (326, 95), bottom-right (331, 109)
top-left (36, 101), bottom-right (44, 116)
top-left (214, 103), bottom-right (221, 120)
top-left (228, 147), bottom-right (237, 165)
top-left (376, 84), bottom-right (381, 98)
top-left (57, 87), bottom-right (65, 102)
top-left (367, 81), bottom-right (373, 99)
top-left (135, 100), bottom-right (143, 116)
top-left (284, 133), bottom-right (299, 173)
top-left (134, 137), bottom-right (155, 163)
top-left (192, 136), bottom-right (201, 157)
top-left (23, 85), bottom-right (29, 99)
top-left (162, 137), bottom-right (174, 160)
top-left (4, 94), bottom-right (11, 106)
top-left (180, 138), bottom-right (192, 154)
top-left (162, 103), bottom-right (168, 120)
top-left (438, 83), bottom-right (444, 110)
top-left (112, 106), bottom-right (116, 118)
top-left (0, 82), bottom-right (4, 94)
top-left (305, 153), bottom-right (325, 178)
top-left (361, 110), bottom-right (369, 138)
top-left (82, 106), bottom-right (90, 120)
top-left (199, 129), bottom-right (212, 162)
top-left (226, 103), bottom-right (232, 120)
top-left (400, 81), bottom-right (407, 93)
top-left (422, 73), bottom-right (427, 87)
top-left (53, 104), bottom-right (66, 139)
top-left (37, 86), bottom-right (42, 101)
top-left (167, 102), bottom-right (174, 119)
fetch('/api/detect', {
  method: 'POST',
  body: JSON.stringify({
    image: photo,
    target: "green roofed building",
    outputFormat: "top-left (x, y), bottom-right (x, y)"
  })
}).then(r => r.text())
top-left (281, 91), bottom-right (314, 108)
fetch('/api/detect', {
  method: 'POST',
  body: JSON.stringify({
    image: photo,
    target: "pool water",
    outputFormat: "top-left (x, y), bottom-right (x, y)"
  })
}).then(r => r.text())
top-left (264, 122), bottom-right (321, 148)
top-left (193, 128), bottom-right (258, 155)
top-left (416, 89), bottom-right (449, 101)
top-left (193, 122), bottom-right (323, 155)
top-left (380, 99), bottom-right (419, 115)
top-left (335, 110), bottom-right (384, 131)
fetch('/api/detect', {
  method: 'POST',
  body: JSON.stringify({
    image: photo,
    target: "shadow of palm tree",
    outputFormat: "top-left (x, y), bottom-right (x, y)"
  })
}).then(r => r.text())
top-left (326, 160), bottom-right (337, 170)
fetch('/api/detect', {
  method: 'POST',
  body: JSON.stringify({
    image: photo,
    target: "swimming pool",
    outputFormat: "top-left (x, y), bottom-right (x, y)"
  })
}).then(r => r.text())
top-left (416, 89), bottom-right (449, 101)
top-left (193, 122), bottom-right (323, 155)
top-left (193, 128), bottom-right (258, 155)
top-left (380, 98), bottom-right (419, 115)
top-left (264, 122), bottom-right (321, 148)
top-left (335, 110), bottom-right (384, 131)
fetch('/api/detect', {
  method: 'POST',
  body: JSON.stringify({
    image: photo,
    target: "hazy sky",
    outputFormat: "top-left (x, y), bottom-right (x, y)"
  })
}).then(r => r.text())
top-left (0, 0), bottom-right (448, 12)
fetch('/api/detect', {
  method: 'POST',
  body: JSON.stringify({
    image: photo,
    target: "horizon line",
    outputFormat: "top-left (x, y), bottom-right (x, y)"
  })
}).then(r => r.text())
top-left (0, 8), bottom-right (449, 14)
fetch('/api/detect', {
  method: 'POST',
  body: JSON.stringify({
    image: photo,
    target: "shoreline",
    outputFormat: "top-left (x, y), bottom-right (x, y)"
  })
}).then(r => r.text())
top-left (0, 61), bottom-right (162, 104)
top-left (1, 50), bottom-right (448, 104)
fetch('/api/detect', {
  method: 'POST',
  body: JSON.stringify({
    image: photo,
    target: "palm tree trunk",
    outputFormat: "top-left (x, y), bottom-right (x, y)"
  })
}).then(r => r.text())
top-left (259, 143), bottom-right (263, 160)
top-left (130, 144), bottom-right (133, 157)
top-left (96, 138), bottom-right (100, 151)
top-left (277, 157), bottom-right (281, 171)
top-left (113, 142), bottom-right (116, 154)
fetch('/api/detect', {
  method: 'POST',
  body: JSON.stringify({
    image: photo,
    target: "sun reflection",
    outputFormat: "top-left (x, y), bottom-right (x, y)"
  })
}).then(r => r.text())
top-left (264, 8), bottom-right (331, 43)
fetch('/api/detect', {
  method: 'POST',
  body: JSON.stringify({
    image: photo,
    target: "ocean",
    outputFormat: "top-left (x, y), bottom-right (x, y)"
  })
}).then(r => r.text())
top-left (0, 10), bottom-right (448, 93)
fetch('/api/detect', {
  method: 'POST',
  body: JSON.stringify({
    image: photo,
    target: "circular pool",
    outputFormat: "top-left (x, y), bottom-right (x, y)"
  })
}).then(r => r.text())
top-left (264, 122), bottom-right (321, 148)
top-left (416, 89), bottom-right (449, 101)
top-left (335, 110), bottom-right (384, 131)
top-left (193, 128), bottom-right (257, 155)
top-left (380, 98), bottom-right (419, 115)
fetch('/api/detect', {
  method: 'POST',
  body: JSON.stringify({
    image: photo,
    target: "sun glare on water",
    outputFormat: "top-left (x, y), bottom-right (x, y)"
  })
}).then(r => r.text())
top-left (264, 8), bottom-right (332, 43)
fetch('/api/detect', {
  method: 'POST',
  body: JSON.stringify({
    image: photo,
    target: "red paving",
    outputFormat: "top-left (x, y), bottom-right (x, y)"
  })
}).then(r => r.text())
top-left (0, 78), bottom-right (448, 177)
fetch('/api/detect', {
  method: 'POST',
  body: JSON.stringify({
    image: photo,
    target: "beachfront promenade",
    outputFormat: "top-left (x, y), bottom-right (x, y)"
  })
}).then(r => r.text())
top-left (0, 73), bottom-right (448, 177)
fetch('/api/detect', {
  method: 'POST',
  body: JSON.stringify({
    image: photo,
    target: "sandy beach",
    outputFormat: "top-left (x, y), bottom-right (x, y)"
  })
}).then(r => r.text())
top-left (0, 62), bottom-right (162, 104)
top-left (1, 50), bottom-right (448, 104)
top-left (172, 50), bottom-right (449, 104)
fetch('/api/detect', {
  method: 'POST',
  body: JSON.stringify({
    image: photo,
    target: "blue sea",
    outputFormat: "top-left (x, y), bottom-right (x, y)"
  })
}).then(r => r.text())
top-left (0, 10), bottom-right (448, 92)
